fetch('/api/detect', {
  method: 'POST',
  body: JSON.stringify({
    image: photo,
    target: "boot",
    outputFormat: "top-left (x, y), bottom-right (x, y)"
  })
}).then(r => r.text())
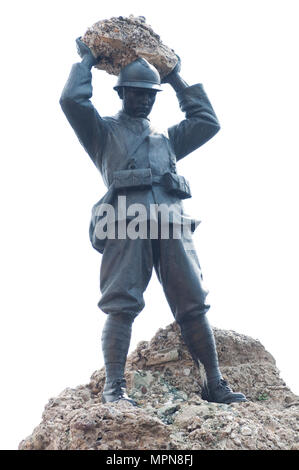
top-left (101, 313), bottom-right (137, 406)
top-left (179, 314), bottom-right (247, 404)
top-left (201, 378), bottom-right (247, 404)
top-left (102, 378), bottom-right (137, 405)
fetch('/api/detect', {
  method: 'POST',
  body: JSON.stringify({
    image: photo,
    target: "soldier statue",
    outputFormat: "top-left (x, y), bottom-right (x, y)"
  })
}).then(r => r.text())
top-left (60, 37), bottom-right (247, 405)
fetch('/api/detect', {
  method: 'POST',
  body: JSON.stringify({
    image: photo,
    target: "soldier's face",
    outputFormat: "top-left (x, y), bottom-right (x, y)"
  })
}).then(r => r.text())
top-left (122, 87), bottom-right (157, 118)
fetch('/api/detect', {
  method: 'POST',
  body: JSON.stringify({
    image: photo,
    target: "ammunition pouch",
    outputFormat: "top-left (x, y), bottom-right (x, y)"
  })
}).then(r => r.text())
top-left (113, 168), bottom-right (152, 190)
top-left (161, 172), bottom-right (192, 199)
top-left (113, 169), bottom-right (191, 199)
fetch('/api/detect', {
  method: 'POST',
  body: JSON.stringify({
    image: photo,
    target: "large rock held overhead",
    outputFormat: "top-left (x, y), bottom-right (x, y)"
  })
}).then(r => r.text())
top-left (81, 15), bottom-right (178, 78)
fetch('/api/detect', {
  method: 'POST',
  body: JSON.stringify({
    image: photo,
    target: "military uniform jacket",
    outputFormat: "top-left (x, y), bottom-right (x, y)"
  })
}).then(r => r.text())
top-left (60, 62), bottom-right (220, 251)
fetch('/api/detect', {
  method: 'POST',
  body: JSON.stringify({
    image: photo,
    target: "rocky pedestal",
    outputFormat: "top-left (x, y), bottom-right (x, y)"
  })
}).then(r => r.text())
top-left (81, 15), bottom-right (178, 78)
top-left (19, 323), bottom-right (299, 450)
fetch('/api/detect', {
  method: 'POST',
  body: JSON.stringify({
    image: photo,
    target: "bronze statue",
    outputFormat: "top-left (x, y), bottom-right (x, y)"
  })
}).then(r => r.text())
top-left (60, 37), bottom-right (247, 405)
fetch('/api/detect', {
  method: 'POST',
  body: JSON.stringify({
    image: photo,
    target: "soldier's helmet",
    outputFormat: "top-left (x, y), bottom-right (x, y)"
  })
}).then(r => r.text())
top-left (113, 58), bottom-right (162, 92)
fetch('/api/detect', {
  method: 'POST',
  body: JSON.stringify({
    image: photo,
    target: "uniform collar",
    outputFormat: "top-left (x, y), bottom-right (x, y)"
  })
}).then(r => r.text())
top-left (117, 110), bottom-right (150, 121)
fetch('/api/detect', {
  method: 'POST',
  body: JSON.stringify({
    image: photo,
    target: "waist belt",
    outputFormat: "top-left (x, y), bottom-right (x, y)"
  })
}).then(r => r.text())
top-left (112, 169), bottom-right (191, 199)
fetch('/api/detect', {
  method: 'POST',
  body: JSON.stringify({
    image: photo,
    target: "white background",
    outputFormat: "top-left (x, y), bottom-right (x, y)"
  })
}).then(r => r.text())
top-left (1, 0), bottom-right (298, 450)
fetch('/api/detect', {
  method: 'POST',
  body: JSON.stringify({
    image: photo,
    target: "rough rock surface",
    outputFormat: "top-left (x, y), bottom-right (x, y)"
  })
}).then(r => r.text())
top-left (81, 15), bottom-right (178, 78)
top-left (19, 323), bottom-right (299, 450)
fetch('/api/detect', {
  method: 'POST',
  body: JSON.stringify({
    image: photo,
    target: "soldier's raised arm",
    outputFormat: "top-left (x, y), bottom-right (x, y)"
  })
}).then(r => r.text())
top-left (59, 38), bottom-right (108, 168)
top-left (163, 57), bottom-right (221, 161)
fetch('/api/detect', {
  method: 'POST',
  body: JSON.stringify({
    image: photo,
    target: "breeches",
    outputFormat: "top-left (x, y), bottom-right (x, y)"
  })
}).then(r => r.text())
top-left (98, 227), bottom-right (210, 324)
